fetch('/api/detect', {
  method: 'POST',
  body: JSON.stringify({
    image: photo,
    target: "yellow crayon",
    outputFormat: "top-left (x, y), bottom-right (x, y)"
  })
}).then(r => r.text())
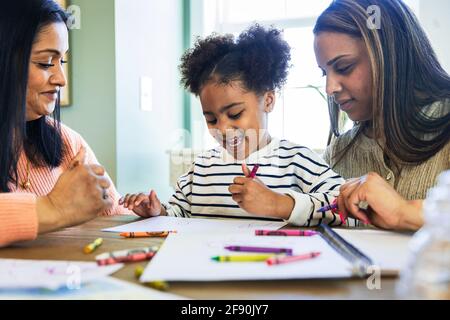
top-left (135, 265), bottom-right (169, 291)
top-left (83, 238), bottom-right (103, 254)
top-left (135, 265), bottom-right (145, 278)
top-left (211, 254), bottom-right (278, 262)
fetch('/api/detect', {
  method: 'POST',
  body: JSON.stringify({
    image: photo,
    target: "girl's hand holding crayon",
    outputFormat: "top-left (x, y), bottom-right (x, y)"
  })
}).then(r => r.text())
top-left (118, 190), bottom-right (166, 218)
top-left (229, 163), bottom-right (294, 219)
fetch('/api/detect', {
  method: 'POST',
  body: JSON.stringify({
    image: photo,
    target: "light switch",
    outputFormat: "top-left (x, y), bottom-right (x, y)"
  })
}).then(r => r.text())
top-left (140, 76), bottom-right (152, 111)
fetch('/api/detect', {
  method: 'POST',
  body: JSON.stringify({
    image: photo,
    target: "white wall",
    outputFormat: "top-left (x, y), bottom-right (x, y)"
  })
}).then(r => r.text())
top-left (115, 0), bottom-right (183, 199)
top-left (419, 0), bottom-right (450, 73)
top-left (61, 0), bottom-right (117, 183)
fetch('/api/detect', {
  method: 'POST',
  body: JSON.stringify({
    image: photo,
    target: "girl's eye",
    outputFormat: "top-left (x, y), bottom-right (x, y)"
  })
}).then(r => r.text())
top-left (205, 118), bottom-right (217, 125)
top-left (229, 111), bottom-right (243, 120)
top-left (320, 69), bottom-right (326, 77)
top-left (61, 59), bottom-right (68, 64)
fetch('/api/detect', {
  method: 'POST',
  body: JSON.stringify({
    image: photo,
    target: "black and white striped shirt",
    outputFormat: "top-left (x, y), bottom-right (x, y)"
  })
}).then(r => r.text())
top-left (166, 138), bottom-right (347, 227)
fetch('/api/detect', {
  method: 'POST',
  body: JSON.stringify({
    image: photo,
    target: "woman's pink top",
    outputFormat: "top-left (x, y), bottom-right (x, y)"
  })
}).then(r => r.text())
top-left (0, 122), bottom-right (130, 247)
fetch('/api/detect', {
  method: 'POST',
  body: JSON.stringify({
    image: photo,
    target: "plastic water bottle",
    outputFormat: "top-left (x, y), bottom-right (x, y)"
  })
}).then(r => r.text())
top-left (397, 170), bottom-right (450, 299)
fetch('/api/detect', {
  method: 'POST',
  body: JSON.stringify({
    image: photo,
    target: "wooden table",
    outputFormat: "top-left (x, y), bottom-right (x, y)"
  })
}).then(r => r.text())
top-left (0, 216), bottom-right (399, 300)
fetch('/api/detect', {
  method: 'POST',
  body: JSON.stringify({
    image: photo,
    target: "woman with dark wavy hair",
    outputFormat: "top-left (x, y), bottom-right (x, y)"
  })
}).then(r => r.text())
top-left (0, 0), bottom-right (128, 247)
top-left (314, 0), bottom-right (449, 230)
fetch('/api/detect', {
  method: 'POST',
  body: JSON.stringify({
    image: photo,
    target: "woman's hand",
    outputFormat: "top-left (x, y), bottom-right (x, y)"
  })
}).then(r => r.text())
top-left (119, 190), bottom-right (165, 218)
top-left (37, 147), bottom-right (113, 234)
top-left (229, 163), bottom-right (294, 219)
top-left (338, 172), bottom-right (424, 231)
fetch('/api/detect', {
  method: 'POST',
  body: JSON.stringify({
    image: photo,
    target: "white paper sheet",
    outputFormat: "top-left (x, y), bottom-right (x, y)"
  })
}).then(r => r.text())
top-left (0, 276), bottom-right (186, 300)
top-left (102, 216), bottom-right (287, 234)
top-left (0, 259), bottom-right (123, 290)
top-left (140, 232), bottom-right (353, 282)
top-left (334, 229), bottom-right (413, 272)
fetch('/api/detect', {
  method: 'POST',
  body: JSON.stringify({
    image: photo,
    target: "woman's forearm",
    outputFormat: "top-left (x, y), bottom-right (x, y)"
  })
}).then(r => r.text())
top-left (36, 196), bottom-right (63, 234)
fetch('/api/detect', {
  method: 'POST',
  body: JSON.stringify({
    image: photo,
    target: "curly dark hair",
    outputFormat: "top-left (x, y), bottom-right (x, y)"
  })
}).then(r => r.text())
top-left (180, 24), bottom-right (291, 96)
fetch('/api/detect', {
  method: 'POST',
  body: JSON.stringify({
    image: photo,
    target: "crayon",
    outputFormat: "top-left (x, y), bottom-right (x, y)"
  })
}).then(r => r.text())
top-left (316, 203), bottom-right (338, 213)
top-left (135, 265), bottom-right (169, 291)
top-left (266, 252), bottom-right (321, 266)
top-left (211, 254), bottom-right (278, 262)
top-left (95, 246), bottom-right (159, 265)
top-left (83, 238), bottom-right (103, 254)
top-left (317, 200), bottom-right (345, 224)
top-left (225, 245), bottom-right (293, 255)
top-left (317, 200), bottom-right (369, 224)
top-left (249, 164), bottom-right (260, 178)
top-left (255, 230), bottom-right (318, 237)
top-left (96, 252), bottom-right (156, 266)
top-left (119, 231), bottom-right (176, 238)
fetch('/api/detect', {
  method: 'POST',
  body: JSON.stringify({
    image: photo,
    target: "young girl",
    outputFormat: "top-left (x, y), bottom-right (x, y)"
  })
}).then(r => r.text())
top-left (120, 25), bottom-right (348, 227)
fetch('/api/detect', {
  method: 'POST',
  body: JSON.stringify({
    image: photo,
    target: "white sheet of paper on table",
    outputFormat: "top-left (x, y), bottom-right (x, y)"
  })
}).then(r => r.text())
top-left (0, 259), bottom-right (123, 290)
top-left (0, 276), bottom-right (187, 300)
top-left (102, 216), bottom-right (287, 234)
top-left (334, 229), bottom-right (412, 272)
top-left (140, 232), bottom-right (353, 282)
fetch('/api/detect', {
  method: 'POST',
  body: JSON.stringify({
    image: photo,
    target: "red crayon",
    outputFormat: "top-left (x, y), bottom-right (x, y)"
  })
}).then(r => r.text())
top-left (95, 246), bottom-right (159, 266)
top-left (96, 252), bottom-right (156, 266)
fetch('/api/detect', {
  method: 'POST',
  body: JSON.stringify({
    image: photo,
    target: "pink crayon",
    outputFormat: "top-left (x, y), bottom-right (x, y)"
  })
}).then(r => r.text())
top-left (249, 164), bottom-right (260, 178)
top-left (267, 252), bottom-right (321, 266)
top-left (255, 230), bottom-right (318, 237)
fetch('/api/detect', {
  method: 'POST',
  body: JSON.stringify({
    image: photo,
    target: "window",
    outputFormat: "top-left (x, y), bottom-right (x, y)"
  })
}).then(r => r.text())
top-left (189, 0), bottom-right (420, 152)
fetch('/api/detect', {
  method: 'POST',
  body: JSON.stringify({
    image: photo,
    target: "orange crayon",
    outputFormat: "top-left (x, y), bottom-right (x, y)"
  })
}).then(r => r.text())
top-left (119, 231), bottom-right (176, 238)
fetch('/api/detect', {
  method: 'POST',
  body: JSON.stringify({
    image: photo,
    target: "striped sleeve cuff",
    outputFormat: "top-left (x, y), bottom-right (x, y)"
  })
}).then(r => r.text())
top-left (283, 190), bottom-right (313, 226)
top-left (0, 193), bottom-right (38, 247)
top-left (165, 203), bottom-right (191, 218)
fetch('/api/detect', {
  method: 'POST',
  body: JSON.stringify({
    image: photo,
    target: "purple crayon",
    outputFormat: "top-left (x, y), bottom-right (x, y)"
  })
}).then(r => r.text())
top-left (225, 245), bottom-right (293, 255)
top-left (316, 202), bottom-right (338, 213)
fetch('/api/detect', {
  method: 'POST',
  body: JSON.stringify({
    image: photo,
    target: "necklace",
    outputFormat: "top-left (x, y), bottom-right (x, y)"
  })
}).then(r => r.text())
top-left (20, 160), bottom-right (31, 190)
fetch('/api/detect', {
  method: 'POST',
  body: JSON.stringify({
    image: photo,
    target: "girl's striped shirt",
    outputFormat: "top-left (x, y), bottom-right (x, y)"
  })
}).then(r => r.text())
top-left (165, 138), bottom-right (351, 227)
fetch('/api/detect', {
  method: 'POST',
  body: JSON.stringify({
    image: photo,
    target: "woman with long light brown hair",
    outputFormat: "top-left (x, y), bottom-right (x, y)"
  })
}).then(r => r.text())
top-left (314, 0), bottom-right (449, 231)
